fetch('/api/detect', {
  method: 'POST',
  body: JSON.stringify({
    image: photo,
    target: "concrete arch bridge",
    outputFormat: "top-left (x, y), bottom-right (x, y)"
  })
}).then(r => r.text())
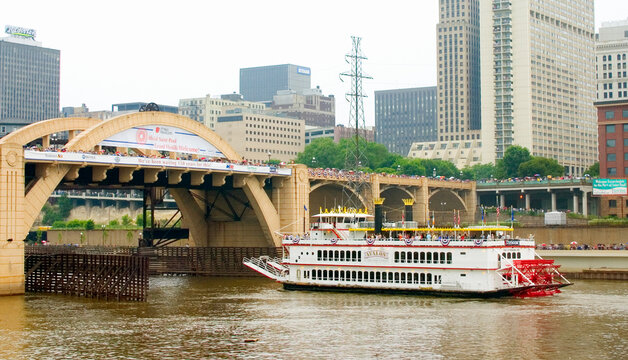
top-left (0, 112), bottom-right (476, 295)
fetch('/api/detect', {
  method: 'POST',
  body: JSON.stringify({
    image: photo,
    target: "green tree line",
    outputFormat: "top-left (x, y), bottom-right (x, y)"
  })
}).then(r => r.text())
top-left (295, 139), bottom-right (600, 180)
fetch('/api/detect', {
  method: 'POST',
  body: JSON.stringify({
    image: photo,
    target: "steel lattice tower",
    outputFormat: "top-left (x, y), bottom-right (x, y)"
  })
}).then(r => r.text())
top-left (340, 36), bottom-right (372, 210)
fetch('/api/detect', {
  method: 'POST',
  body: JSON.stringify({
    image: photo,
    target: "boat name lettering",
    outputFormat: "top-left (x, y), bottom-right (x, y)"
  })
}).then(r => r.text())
top-left (505, 239), bottom-right (520, 246)
top-left (364, 250), bottom-right (388, 259)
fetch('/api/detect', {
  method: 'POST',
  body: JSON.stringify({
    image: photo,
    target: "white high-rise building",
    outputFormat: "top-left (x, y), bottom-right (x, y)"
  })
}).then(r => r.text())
top-left (596, 19), bottom-right (628, 102)
top-left (480, 0), bottom-right (597, 176)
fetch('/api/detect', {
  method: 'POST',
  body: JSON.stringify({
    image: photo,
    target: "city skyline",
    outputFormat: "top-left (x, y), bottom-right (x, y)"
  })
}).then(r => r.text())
top-left (1, 0), bottom-right (627, 127)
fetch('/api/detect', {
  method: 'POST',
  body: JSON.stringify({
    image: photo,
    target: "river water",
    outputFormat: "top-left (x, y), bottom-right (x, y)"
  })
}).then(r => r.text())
top-left (0, 277), bottom-right (627, 360)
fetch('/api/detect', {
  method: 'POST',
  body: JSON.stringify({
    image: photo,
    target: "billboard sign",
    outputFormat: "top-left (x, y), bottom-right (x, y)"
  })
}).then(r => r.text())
top-left (297, 66), bottom-right (311, 75)
top-left (592, 179), bottom-right (628, 196)
top-left (5, 25), bottom-right (36, 39)
top-left (100, 125), bottom-right (225, 158)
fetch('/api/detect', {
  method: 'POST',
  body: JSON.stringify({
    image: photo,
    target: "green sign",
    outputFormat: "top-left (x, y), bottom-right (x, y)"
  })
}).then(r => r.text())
top-left (592, 179), bottom-right (627, 196)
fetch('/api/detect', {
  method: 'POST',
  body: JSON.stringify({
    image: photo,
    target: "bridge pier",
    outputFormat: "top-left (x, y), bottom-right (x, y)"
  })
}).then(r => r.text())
top-left (0, 143), bottom-right (25, 295)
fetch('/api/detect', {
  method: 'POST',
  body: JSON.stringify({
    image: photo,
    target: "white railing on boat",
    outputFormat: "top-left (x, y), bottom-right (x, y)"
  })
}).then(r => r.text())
top-left (243, 257), bottom-right (286, 281)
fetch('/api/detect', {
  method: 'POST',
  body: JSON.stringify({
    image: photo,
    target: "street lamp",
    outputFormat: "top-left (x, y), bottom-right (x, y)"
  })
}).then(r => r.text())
top-left (311, 157), bottom-right (316, 167)
top-left (51, 133), bottom-right (57, 150)
top-left (460, 170), bottom-right (463, 179)
top-left (267, 152), bottom-right (271, 164)
top-left (433, 168), bottom-right (437, 178)
top-left (397, 165), bottom-right (401, 174)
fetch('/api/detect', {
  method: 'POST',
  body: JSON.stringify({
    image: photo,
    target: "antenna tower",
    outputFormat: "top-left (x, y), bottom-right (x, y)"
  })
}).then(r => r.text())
top-left (340, 36), bottom-right (372, 210)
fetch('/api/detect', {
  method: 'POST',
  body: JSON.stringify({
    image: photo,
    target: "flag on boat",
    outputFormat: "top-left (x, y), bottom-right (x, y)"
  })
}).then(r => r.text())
top-left (481, 206), bottom-right (485, 224)
top-left (304, 205), bottom-right (307, 211)
top-left (511, 206), bottom-right (514, 221)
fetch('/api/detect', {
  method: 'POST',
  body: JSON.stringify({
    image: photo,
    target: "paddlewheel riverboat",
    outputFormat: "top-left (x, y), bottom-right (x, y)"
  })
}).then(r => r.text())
top-left (244, 205), bottom-right (571, 298)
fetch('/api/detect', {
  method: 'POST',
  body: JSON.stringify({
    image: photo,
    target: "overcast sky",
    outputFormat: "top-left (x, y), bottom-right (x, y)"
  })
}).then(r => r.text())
top-left (3, 0), bottom-right (628, 126)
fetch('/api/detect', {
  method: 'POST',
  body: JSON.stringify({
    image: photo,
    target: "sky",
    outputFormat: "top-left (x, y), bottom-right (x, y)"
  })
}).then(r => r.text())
top-left (2, 0), bottom-right (628, 127)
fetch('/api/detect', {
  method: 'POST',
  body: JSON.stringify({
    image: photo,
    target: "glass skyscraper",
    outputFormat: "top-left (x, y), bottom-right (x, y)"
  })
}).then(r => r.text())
top-left (375, 87), bottom-right (437, 156)
top-left (0, 30), bottom-right (60, 136)
top-left (239, 64), bottom-right (311, 103)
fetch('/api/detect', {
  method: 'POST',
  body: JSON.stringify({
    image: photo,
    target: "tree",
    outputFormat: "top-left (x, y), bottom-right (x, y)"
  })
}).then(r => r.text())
top-left (584, 162), bottom-right (599, 177)
top-left (497, 145), bottom-right (531, 178)
top-left (461, 163), bottom-right (498, 180)
top-left (57, 195), bottom-right (73, 219)
top-left (518, 157), bottom-right (564, 177)
top-left (121, 215), bottom-right (132, 226)
top-left (85, 219), bottom-right (95, 230)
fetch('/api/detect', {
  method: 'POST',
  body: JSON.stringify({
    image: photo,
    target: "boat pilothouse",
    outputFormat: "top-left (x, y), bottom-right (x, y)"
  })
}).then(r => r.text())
top-left (244, 204), bottom-right (571, 298)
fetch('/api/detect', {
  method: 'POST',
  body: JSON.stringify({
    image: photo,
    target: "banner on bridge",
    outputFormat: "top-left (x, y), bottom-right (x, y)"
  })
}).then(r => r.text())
top-left (99, 125), bottom-right (225, 158)
top-left (592, 179), bottom-right (627, 196)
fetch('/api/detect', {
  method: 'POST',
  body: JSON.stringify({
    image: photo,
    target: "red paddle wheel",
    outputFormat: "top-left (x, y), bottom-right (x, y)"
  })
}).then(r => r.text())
top-left (500, 259), bottom-right (570, 297)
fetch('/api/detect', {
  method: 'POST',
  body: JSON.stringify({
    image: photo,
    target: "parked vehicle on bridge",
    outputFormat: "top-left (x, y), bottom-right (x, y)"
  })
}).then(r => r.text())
top-left (244, 207), bottom-right (571, 298)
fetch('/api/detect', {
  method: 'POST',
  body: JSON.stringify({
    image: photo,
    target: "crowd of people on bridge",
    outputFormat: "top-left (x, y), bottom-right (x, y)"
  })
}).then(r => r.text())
top-left (307, 167), bottom-right (470, 183)
top-left (25, 145), bottom-right (289, 168)
top-left (537, 243), bottom-right (627, 250)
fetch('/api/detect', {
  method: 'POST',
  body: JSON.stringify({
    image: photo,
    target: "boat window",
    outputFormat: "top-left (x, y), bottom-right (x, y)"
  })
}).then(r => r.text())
top-left (388, 272), bottom-right (394, 283)
top-left (440, 252), bottom-right (446, 264)
top-left (317, 250), bottom-right (322, 261)
top-left (414, 252), bottom-right (419, 263)
top-left (334, 250), bottom-right (339, 261)
top-left (400, 252), bottom-right (406, 263)
top-left (517, 252), bottom-right (521, 259)
top-left (340, 250), bottom-right (345, 261)
top-left (382, 272), bottom-right (387, 283)
top-left (357, 272), bottom-right (362, 282)
top-left (426, 252), bottom-right (432, 264)
top-left (420, 273), bottom-right (426, 284)
top-left (395, 272), bottom-right (400, 283)
top-left (340, 270), bottom-right (345, 281)
top-left (323, 250), bottom-right (328, 261)
top-left (376, 272), bottom-right (381, 282)
top-left (507, 253), bottom-right (511, 259)
top-left (334, 270), bottom-right (339, 281)
top-left (370, 271), bottom-right (375, 282)
top-left (447, 252), bottom-right (453, 264)
top-left (358, 251), bottom-right (362, 262)
top-left (352, 251), bottom-right (357, 262)
top-left (420, 252), bottom-right (425, 264)
top-left (433, 252), bottom-right (439, 264)
top-left (407, 252), bottom-right (413, 263)
top-left (413, 273), bottom-right (419, 284)
top-left (427, 273), bottom-right (433, 284)
top-left (401, 273), bottom-right (406, 283)
top-left (318, 270), bottom-right (322, 280)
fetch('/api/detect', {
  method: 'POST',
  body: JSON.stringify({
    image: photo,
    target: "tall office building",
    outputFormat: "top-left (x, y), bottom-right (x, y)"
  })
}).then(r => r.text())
top-left (269, 87), bottom-right (335, 128)
top-left (437, 0), bottom-right (481, 143)
top-left (596, 19), bottom-right (628, 102)
top-left (480, 0), bottom-right (597, 176)
top-left (374, 87), bottom-right (437, 156)
top-left (0, 26), bottom-right (59, 137)
top-left (239, 64), bottom-right (311, 103)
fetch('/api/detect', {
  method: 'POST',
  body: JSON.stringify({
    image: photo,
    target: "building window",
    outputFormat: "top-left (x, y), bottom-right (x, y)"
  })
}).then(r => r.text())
top-left (623, 110), bottom-right (628, 118)
top-left (625, 152), bottom-right (628, 161)
top-left (609, 200), bottom-right (617, 208)
top-left (608, 167), bottom-right (617, 175)
top-left (607, 139), bottom-right (616, 147)
top-left (606, 111), bottom-right (615, 119)
top-left (608, 153), bottom-right (616, 161)
top-left (607, 124), bottom-right (616, 133)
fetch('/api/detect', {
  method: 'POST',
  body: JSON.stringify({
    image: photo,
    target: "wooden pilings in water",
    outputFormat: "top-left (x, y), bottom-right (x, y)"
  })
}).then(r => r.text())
top-left (25, 252), bottom-right (148, 301)
top-left (138, 247), bottom-right (281, 276)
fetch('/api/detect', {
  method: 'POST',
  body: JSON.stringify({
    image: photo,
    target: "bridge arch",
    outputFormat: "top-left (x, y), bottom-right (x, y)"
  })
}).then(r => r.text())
top-left (309, 182), bottom-right (368, 212)
top-left (0, 117), bottom-right (100, 146)
top-left (10, 112), bottom-right (281, 247)
top-left (379, 186), bottom-right (414, 222)
top-left (428, 189), bottom-right (467, 226)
